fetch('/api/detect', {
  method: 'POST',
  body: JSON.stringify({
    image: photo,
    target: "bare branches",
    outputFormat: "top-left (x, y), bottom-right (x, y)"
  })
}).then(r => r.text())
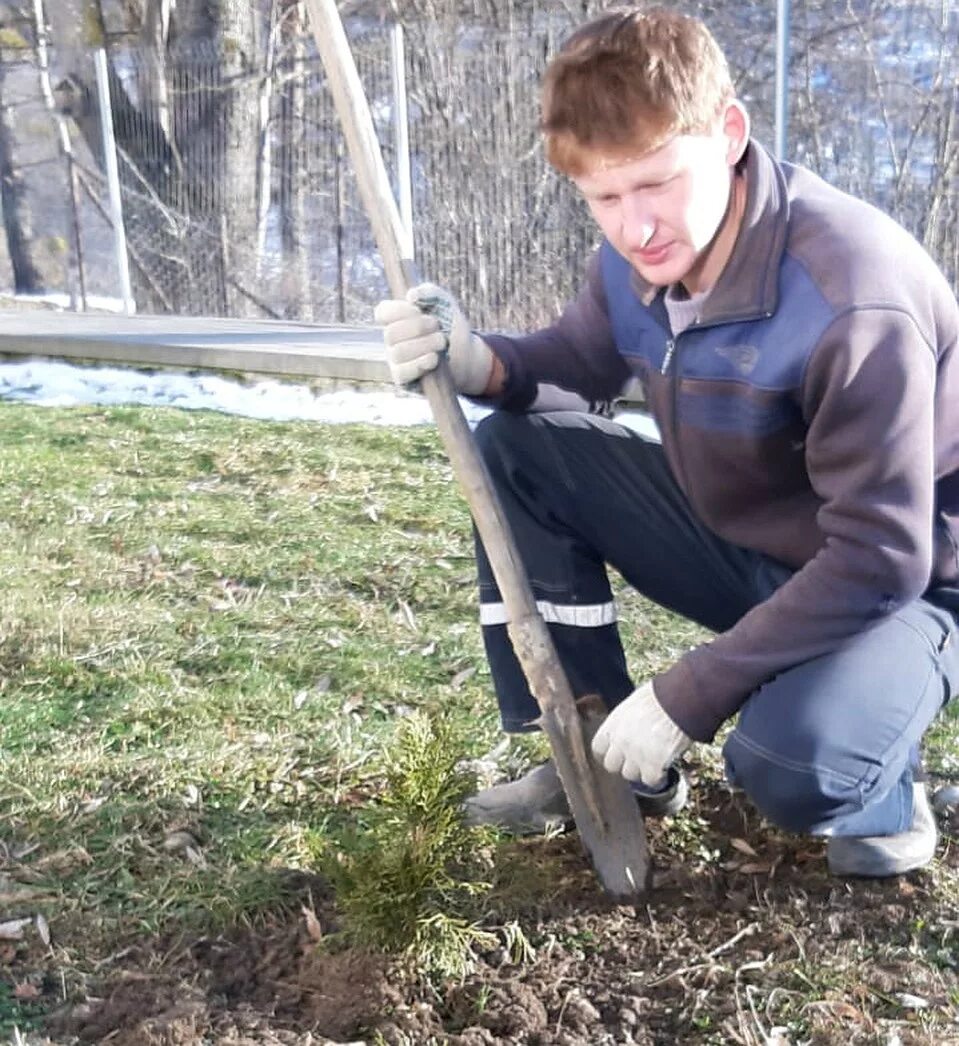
top-left (0, 0), bottom-right (951, 322)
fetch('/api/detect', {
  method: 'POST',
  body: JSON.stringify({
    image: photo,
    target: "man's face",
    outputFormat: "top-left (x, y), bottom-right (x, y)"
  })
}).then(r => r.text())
top-left (573, 121), bottom-right (737, 292)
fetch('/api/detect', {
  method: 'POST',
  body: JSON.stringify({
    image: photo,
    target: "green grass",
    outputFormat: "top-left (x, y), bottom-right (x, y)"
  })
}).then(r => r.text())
top-left (2, 400), bottom-right (959, 1036)
top-left (0, 405), bottom-right (501, 943)
top-left (0, 403), bottom-right (706, 970)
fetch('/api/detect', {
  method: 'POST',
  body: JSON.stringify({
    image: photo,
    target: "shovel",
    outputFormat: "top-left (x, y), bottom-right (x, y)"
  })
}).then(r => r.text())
top-left (308, 0), bottom-right (651, 899)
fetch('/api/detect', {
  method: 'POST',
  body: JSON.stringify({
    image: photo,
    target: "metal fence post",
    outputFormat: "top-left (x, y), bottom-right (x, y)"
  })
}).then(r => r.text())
top-left (775, 0), bottom-right (791, 159)
top-left (390, 21), bottom-right (414, 259)
top-left (94, 48), bottom-right (135, 315)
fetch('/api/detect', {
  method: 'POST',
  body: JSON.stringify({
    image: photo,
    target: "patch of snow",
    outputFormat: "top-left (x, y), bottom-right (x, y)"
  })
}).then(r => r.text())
top-left (0, 356), bottom-right (660, 439)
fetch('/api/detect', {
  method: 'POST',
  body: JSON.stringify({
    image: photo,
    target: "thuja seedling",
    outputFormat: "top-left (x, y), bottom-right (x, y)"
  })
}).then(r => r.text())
top-left (325, 712), bottom-right (497, 979)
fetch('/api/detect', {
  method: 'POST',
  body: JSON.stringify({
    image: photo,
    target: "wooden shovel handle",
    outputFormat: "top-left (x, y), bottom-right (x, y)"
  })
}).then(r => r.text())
top-left (306, 0), bottom-right (597, 792)
top-left (309, 0), bottom-right (651, 897)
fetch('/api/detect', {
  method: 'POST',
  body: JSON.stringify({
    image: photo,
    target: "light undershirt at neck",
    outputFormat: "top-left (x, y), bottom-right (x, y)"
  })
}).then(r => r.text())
top-left (663, 285), bottom-right (710, 335)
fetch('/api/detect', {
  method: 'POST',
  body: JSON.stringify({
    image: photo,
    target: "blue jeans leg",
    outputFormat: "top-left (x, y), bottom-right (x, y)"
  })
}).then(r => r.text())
top-left (723, 598), bottom-right (959, 836)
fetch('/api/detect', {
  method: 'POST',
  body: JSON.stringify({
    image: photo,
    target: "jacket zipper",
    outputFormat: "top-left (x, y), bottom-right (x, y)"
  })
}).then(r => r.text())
top-left (660, 337), bottom-right (676, 375)
top-left (663, 331), bottom-right (691, 496)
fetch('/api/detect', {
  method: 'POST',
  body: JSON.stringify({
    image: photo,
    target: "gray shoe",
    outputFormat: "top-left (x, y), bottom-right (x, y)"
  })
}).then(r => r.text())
top-left (826, 782), bottom-right (938, 877)
top-left (463, 760), bottom-right (687, 835)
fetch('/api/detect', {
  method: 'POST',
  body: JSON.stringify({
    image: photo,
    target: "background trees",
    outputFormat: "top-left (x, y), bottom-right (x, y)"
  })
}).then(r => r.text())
top-left (36, 0), bottom-right (262, 314)
top-left (0, 0), bottom-right (951, 326)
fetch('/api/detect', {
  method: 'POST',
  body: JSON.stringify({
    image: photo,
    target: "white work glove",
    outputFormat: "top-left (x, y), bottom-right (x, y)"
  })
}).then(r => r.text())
top-left (373, 283), bottom-right (494, 395)
top-left (591, 680), bottom-right (691, 790)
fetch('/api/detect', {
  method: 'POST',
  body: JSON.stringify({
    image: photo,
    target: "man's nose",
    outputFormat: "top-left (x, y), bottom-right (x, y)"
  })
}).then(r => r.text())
top-left (621, 194), bottom-right (655, 250)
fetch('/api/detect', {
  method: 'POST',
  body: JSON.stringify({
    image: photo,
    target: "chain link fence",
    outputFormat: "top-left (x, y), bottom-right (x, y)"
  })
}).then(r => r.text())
top-left (3, 1), bottom-right (955, 329)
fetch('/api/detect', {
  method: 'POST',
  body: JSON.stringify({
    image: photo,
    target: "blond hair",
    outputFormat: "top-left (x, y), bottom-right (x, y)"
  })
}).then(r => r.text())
top-left (542, 7), bottom-right (734, 175)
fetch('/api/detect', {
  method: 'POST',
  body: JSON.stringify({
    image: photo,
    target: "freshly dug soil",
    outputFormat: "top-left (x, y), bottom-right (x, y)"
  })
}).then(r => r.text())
top-left (23, 768), bottom-right (959, 1044)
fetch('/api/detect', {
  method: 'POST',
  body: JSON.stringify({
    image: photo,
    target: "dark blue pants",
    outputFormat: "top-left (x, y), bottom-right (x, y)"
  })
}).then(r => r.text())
top-left (474, 411), bottom-right (959, 837)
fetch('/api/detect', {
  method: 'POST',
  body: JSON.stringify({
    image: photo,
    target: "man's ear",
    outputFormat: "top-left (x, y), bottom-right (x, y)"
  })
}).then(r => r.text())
top-left (721, 100), bottom-right (750, 165)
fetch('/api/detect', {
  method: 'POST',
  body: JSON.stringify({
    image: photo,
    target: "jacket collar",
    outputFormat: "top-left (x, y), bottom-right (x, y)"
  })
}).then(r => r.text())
top-left (630, 140), bottom-right (789, 327)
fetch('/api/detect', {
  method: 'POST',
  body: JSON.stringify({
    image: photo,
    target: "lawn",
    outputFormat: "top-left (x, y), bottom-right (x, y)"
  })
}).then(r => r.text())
top-left (2, 401), bottom-right (959, 1045)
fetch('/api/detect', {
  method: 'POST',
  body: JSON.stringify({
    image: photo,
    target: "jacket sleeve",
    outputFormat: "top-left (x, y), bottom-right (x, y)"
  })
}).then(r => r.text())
top-left (479, 252), bottom-right (632, 412)
top-left (654, 306), bottom-right (941, 741)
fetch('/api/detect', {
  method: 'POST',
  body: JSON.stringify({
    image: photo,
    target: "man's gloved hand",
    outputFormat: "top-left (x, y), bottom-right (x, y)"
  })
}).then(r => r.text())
top-left (373, 283), bottom-right (494, 395)
top-left (591, 680), bottom-right (692, 789)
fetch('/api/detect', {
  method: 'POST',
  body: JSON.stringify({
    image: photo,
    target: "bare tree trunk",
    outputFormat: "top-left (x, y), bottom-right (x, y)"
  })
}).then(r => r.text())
top-left (139, 0), bottom-right (181, 178)
top-left (216, 0), bottom-right (259, 316)
top-left (32, 0), bottom-right (87, 308)
top-left (46, 0), bottom-right (185, 310)
top-left (0, 47), bottom-right (43, 292)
